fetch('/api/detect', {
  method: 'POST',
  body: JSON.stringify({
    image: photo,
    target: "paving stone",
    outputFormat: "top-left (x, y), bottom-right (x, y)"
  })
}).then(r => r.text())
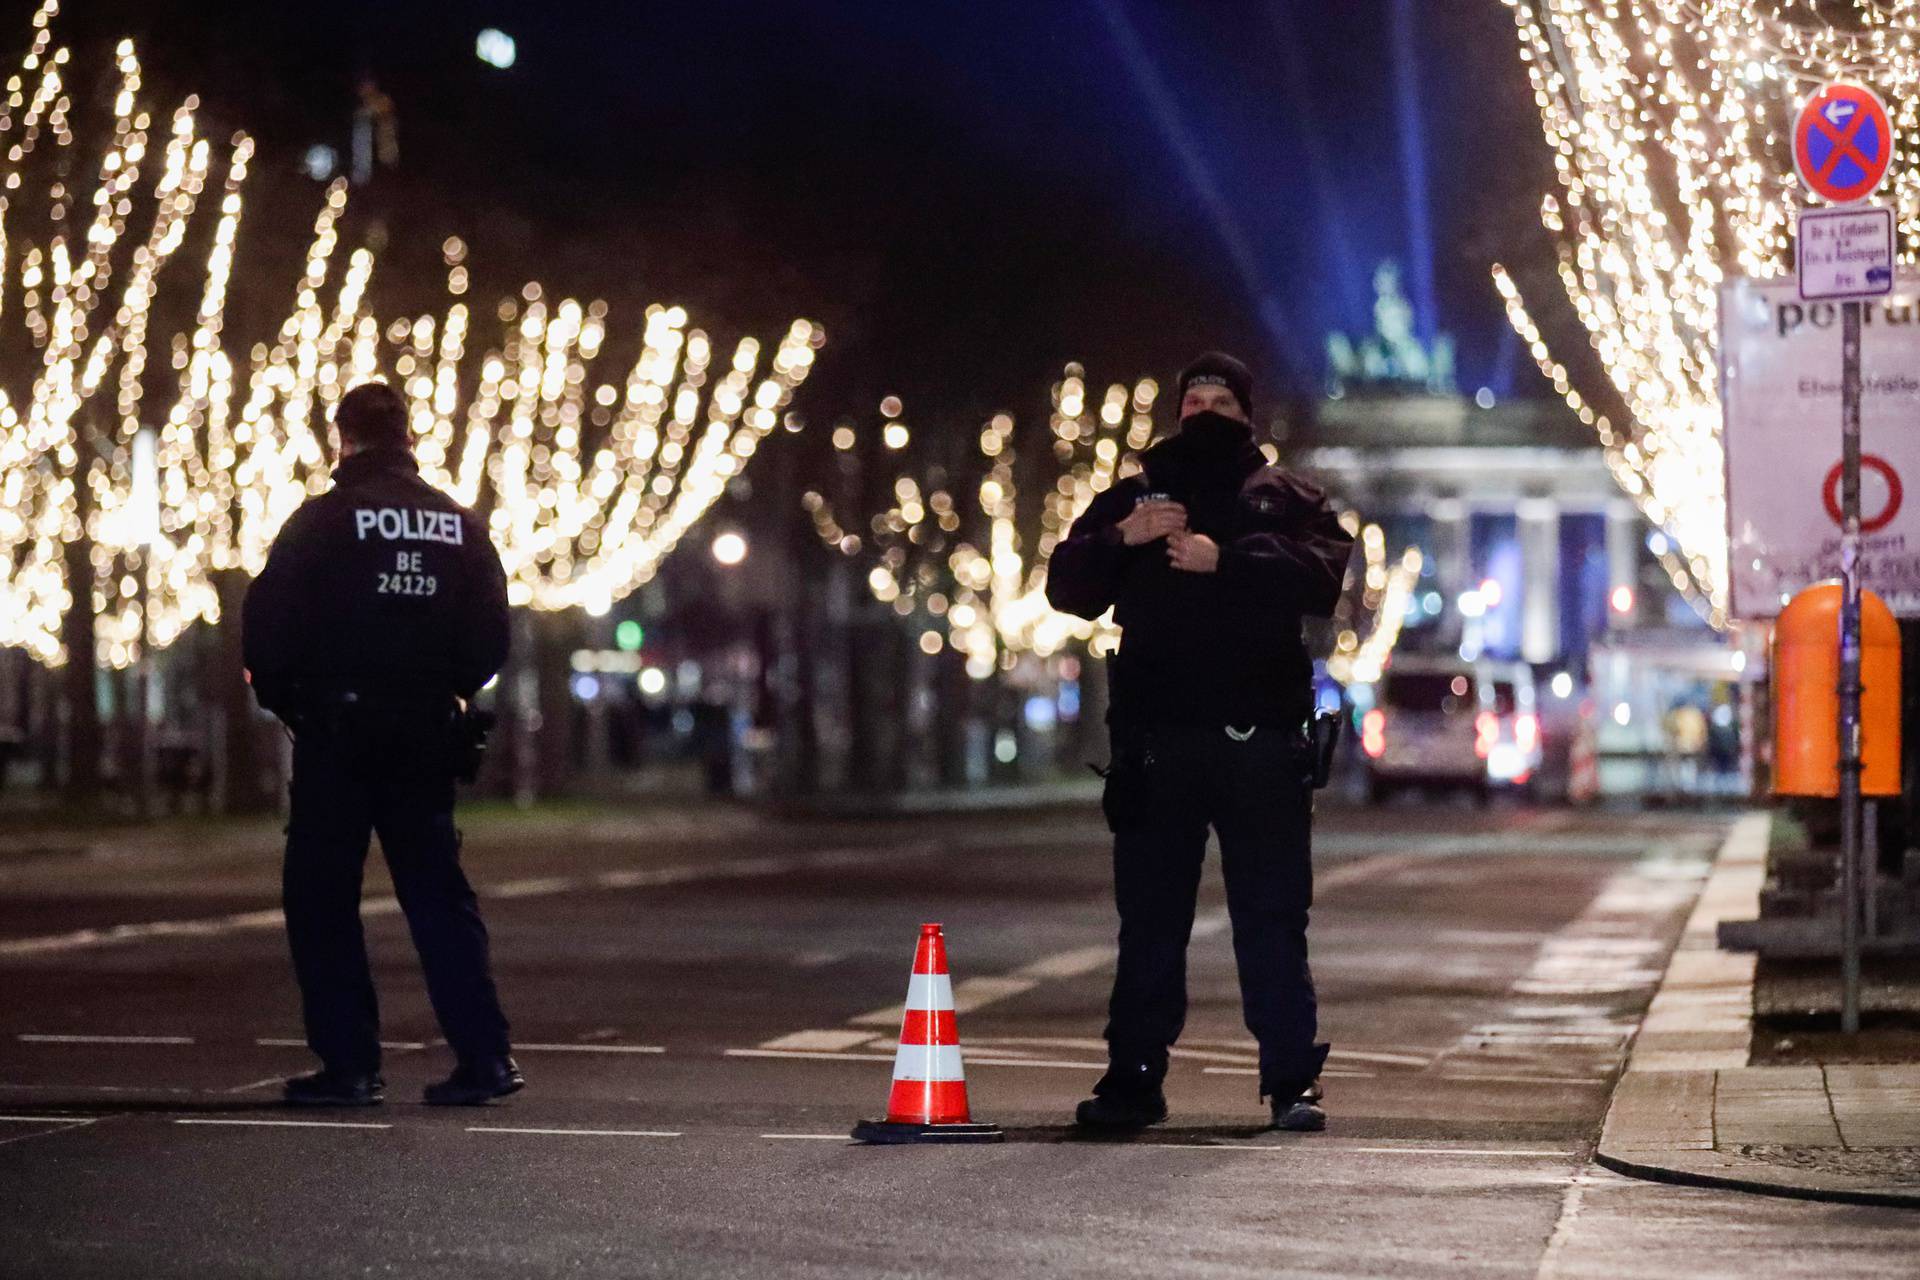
top-left (1603, 1069), bottom-right (1713, 1149)
top-left (1714, 1067), bottom-right (1842, 1148)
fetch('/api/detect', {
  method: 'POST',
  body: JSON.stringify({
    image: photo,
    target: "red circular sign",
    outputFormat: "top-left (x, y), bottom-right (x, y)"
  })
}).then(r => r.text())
top-left (1823, 455), bottom-right (1903, 533)
top-left (1795, 83), bottom-right (1892, 204)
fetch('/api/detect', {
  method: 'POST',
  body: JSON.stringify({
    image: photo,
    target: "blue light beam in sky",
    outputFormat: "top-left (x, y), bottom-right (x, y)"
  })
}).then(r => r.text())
top-left (1388, 0), bottom-right (1438, 346)
top-left (1094, 0), bottom-right (1300, 375)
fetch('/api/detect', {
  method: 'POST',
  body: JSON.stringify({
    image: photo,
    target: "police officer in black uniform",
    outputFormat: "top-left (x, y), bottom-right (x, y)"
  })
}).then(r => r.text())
top-left (243, 382), bottom-right (521, 1107)
top-left (1047, 352), bottom-right (1354, 1132)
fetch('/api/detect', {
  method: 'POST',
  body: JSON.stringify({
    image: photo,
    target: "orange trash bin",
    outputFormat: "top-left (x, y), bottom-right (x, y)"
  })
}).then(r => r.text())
top-left (1772, 582), bottom-right (1902, 797)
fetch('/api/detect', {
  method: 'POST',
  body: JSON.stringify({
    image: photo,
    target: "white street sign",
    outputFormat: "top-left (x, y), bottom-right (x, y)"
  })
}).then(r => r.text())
top-left (1796, 204), bottom-right (1894, 301)
top-left (1722, 272), bottom-right (1920, 617)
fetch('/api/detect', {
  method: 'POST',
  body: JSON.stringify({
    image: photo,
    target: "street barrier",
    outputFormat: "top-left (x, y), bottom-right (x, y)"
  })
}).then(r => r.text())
top-left (851, 923), bottom-right (1004, 1144)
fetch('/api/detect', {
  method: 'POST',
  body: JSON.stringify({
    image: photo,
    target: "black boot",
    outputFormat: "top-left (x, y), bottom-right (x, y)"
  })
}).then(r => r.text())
top-left (1269, 1078), bottom-right (1326, 1132)
top-left (423, 1056), bottom-right (524, 1106)
top-left (284, 1069), bottom-right (384, 1107)
top-left (1074, 1058), bottom-right (1168, 1131)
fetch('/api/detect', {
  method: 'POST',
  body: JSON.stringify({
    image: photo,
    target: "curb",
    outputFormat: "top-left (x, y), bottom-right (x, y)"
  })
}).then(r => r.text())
top-left (1595, 811), bottom-right (1920, 1210)
top-left (1594, 1146), bottom-right (1920, 1210)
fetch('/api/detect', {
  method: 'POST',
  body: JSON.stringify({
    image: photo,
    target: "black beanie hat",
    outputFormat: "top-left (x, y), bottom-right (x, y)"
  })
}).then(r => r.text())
top-left (1176, 351), bottom-right (1254, 419)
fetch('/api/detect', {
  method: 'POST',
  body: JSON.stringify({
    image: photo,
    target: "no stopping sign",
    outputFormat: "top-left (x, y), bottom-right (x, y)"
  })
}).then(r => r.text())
top-left (1823, 455), bottom-right (1904, 533)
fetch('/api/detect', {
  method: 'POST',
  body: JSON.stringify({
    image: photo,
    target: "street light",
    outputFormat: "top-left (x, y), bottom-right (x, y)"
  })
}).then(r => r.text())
top-left (476, 29), bottom-right (516, 69)
top-left (711, 531), bottom-right (748, 566)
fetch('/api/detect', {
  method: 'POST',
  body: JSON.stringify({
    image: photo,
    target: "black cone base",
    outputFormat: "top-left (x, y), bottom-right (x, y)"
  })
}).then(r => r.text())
top-left (852, 1118), bottom-right (1005, 1145)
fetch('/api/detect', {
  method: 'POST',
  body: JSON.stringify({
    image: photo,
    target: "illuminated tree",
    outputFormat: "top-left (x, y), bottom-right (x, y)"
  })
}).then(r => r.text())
top-left (803, 365), bottom-right (1159, 675)
top-left (797, 367), bottom-right (1157, 785)
top-left (1494, 1), bottom-right (1920, 627)
top-left (169, 237), bottom-right (822, 801)
top-left (0, 3), bottom-right (822, 806)
top-left (0, 3), bottom-right (287, 793)
top-left (1325, 527), bottom-right (1421, 687)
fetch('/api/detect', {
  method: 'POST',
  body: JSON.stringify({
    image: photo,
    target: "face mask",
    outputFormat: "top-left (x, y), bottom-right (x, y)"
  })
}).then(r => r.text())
top-left (1177, 409), bottom-right (1250, 436)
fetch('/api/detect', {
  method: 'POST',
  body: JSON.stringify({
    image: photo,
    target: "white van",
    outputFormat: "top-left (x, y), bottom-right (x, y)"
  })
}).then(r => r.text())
top-left (1359, 657), bottom-right (1506, 804)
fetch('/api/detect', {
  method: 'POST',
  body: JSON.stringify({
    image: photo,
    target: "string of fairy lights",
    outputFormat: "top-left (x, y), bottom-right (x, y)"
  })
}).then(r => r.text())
top-left (805, 366), bottom-right (1407, 681)
top-left (1324, 524), bottom-right (1422, 687)
top-left (1496, 0), bottom-right (1920, 627)
top-left (803, 367), bottom-right (1161, 678)
top-left (0, 2), bottom-right (821, 668)
top-left (0, 2), bottom-right (233, 667)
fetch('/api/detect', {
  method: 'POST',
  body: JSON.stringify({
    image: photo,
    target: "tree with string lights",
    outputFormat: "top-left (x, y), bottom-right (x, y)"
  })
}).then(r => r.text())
top-left (1494, 1), bottom-right (1920, 627)
top-left (799, 366), bottom-right (1159, 786)
top-left (219, 248), bottom-right (826, 800)
top-left (0, 2), bottom-right (291, 797)
top-left (0, 2), bottom-right (825, 806)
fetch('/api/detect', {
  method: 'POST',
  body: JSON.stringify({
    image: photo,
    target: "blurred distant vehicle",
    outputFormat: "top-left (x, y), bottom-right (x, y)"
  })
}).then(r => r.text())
top-left (1483, 661), bottom-right (1541, 797)
top-left (1359, 658), bottom-right (1538, 804)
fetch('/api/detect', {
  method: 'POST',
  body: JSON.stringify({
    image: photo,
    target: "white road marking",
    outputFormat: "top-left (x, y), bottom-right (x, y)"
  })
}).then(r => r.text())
top-left (255, 1037), bottom-right (428, 1051)
top-left (0, 1114), bottom-right (96, 1123)
top-left (0, 1082), bottom-right (194, 1095)
top-left (759, 1030), bottom-right (878, 1053)
top-left (1162, 1144), bottom-right (1570, 1157)
top-left (221, 1077), bottom-right (286, 1095)
top-left (727, 1048), bottom-right (901, 1064)
top-left (1329, 1048), bottom-right (1431, 1068)
top-left (19, 1033), bottom-right (194, 1045)
top-left (0, 1116), bottom-right (97, 1149)
top-left (852, 975), bottom-right (1038, 1028)
top-left (726, 1047), bottom-right (1104, 1070)
top-left (1536, 1163), bottom-right (1597, 1280)
top-left (467, 1126), bottom-right (681, 1138)
top-left (1202, 1066), bottom-right (1375, 1080)
top-left (1014, 946), bottom-right (1114, 980)
top-left (0, 844), bottom-right (940, 958)
top-left (174, 1118), bottom-right (390, 1130)
top-left (487, 876), bottom-right (578, 899)
top-left (761, 1133), bottom-right (850, 1141)
top-left (1165, 1046), bottom-right (1265, 1065)
top-left (512, 1043), bottom-right (665, 1055)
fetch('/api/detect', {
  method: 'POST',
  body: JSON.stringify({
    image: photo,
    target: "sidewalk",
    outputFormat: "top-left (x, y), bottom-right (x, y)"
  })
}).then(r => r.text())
top-left (1598, 810), bottom-right (1920, 1207)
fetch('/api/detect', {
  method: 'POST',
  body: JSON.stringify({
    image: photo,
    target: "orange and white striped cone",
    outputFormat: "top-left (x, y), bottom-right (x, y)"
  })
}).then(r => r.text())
top-left (851, 923), bottom-right (1004, 1144)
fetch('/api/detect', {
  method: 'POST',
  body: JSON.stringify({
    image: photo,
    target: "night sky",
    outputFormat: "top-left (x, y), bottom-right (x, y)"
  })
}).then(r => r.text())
top-left (41, 0), bottom-right (1561, 428)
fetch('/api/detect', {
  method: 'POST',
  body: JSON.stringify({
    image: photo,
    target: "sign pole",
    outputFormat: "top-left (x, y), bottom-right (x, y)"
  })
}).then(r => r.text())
top-left (1839, 298), bottom-right (1864, 1034)
top-left (1789, 80), bottom-right (1892, 1035)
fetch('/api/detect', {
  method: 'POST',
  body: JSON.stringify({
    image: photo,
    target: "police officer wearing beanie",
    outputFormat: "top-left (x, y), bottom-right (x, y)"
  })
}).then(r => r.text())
top-left (1047, 352), bottom-right (1353, 1132)
top-left (243, 382), bottom-right (522, 1107)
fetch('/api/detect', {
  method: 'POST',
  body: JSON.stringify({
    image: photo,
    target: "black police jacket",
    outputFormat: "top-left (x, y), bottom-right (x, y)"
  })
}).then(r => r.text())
top-left (1045, 413), bottom-right (1354, 729)
top-left (242, 447), bottom-right (510, 717)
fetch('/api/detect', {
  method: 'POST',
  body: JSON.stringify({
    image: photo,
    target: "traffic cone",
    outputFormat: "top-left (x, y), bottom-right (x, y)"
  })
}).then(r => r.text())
top-left (851, 923), bottom-right (1004, 1144)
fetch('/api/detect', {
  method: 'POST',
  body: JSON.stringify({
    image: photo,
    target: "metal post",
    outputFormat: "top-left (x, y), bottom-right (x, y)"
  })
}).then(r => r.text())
top-left (1839, 299), bottom-right (1865, 1034)
top-left (134, 556), bottom-right (154, 821)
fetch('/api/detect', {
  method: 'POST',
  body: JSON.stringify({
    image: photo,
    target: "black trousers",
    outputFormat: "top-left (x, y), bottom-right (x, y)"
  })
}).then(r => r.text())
top-left (1101, 724), bottom-right (1327, 1098)
top-left (283, 710), bottom-right (510, 1075)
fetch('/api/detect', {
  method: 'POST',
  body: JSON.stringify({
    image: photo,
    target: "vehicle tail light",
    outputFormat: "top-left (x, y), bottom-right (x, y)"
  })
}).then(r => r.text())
top-left (1475, 712), bottom-right (1497, 760)
top-left (1515, 713), bottom-right (1540, 753)
top-left (1362, 709), bottom-right (1386, 759)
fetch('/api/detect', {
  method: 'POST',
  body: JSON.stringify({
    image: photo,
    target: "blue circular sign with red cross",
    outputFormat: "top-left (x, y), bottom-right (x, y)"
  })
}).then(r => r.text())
top-left (1794, 82), bottom-right (1893, 204)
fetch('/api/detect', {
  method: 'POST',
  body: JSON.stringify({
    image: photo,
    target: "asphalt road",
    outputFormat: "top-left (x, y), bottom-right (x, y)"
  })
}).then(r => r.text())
top-left (0, 799), bottom-right (1915, 1278)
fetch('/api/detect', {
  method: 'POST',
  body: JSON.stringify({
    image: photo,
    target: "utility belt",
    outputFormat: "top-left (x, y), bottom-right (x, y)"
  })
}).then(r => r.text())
top-left (1099, 711), bottom-right (1343, 790)
top-left (1094, 712), bottom-right (1341, 835)
top-left (283, 685), bottom-right (497, 784)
